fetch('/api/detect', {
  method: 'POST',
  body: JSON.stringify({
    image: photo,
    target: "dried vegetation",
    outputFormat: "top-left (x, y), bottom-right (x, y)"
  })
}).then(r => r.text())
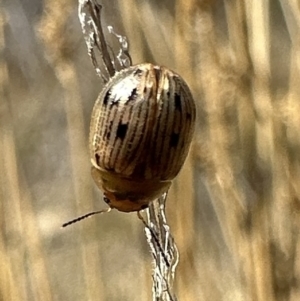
top-left (1, 0), bottom-right (300, 300)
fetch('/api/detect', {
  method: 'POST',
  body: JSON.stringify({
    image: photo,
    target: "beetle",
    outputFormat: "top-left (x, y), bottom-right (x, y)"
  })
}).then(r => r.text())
top-left (89, 63), bottom-right (196, 212)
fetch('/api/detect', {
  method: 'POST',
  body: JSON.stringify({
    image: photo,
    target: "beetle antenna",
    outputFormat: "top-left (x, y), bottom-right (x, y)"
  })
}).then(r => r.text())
top-left (62, 208), bottom-right (111, 228)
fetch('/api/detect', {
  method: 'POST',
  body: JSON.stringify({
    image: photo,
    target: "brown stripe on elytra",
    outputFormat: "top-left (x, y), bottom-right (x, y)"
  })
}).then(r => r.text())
top-left (122, 105), bottom-right (143, 174)
top-left (183, 85), bottom-right (195, 136)
top-left (108, 101), bottom-right (128, 169)
top-left (102, 91), bottom-right (119, 169)
top-left (92, 95), bottom-right (110, 168)
top-left (150, 86), bottom-right (167, 177)
top-left (119, 93), bottom-right (148, 176)
top-left (153, 67), bottom-right (161, 100)
top-left (101, 88), bottom-right (116, 142)
top-left (152, 78), bottom-right (169, 177)
top-left (102, 87), bottom-right (120, 146)
top-left (165, 73), bottom-right (181, 167)
top-left (166, 79), bottom-right (187, 178)
top-left (104, 76), bottom-right (137, 164)
top-left (113, 103), bottom-right (135, 173)
top-left (126, 84), bottom-right (156, 178)
top-left (159, 72), bottom-right (176, 176)
top-left (131, 87), bottom-right (155, 175)
top-left (105, 101), bottom-right (118, 140)
top-left (171, 85), bottom-right (195, 177)
top-left (133, 101), bottom-right (156, 180)
top-left (110, 121), bottom-right (128, 172)
top-left (158, 74), bottom-right (174, 176)
top-left (122, 101), bottom-right (141, 152)
top-left (142, 67), bottom-right (162, 178)
top-left (169, 88), bottom-right (187, 177)
top-left (92, 92), bottom-right (107, 143)
top-left (153, 67), bottom-right (161, 84)
top-left (112, 86), bottom-right (143, 172)
top-left (102, 101), bottom-right (121, 169)
top-left (170, 87), bottom-right (182, 147)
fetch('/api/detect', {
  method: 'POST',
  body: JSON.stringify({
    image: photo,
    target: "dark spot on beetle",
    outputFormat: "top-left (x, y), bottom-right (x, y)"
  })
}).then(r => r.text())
top-left (133, 68), bottom-right (143, 76)
top-left (186, 112), bottom-right (191, 120)
top-left (95, 153), bottom-right (101, 166)
top-left (170, 133), bottom-right (180, 148)
top-left (144, 86), bottom-right (147, 93)
top-left (116, 123), bottom-right (128, 140)
top-left (166, 91), bottom-right (170, 98)
top-left (103, 90), bottom-right (111, 105)
top-left (153, 67), bottom-right (161, 84)
top-left (129, 88), bottom-right (137, 101)
top-left (174, 93), bottom-right (182, 112)
top-left (140, 204), bottom-right (148, 210)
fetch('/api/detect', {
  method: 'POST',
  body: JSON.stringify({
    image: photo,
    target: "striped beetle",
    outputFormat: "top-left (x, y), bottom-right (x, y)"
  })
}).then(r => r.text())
top-left (90, 63), bottom-right (196, 212)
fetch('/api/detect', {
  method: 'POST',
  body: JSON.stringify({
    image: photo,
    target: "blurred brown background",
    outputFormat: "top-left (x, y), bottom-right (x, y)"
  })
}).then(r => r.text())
top-left (1, 0), bottom-right (300, 300)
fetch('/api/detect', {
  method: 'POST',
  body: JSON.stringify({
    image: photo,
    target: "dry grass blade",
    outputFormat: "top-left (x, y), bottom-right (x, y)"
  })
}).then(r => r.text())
top-left (3, 0), bottom-right (300, 300)
top-left (78, 0), bottom-right (132, 81)
top-left (139, 195), bottom-right (179, 301)
top-left (78, 0), bottom-right (115, 81)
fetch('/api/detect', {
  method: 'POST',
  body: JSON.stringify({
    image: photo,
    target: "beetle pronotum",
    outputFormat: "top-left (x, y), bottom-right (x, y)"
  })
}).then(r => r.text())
top-left (62, 63), bottom-right (195, 227)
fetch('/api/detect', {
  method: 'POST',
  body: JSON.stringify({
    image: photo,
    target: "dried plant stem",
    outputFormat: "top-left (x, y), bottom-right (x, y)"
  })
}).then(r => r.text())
top-left (79, 0), bottom-right (115, 81)
top-left (139, 195), bottom-right (179, 301)
top-left (78, 1), bottom-right (180, 300)
top-left (78, 0), bottom-right (131, 81)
